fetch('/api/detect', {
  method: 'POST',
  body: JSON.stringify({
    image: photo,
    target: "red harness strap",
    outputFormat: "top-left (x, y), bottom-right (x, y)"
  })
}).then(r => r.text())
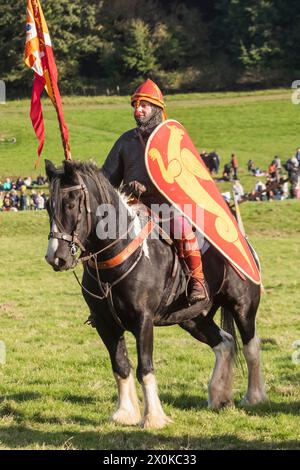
top-left (88, 220), bottom-right (155, 270)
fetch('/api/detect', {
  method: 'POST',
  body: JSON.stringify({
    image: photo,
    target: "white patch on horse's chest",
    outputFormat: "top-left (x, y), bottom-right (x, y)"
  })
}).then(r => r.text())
top-left (118, 193), bottom-right (150, 259)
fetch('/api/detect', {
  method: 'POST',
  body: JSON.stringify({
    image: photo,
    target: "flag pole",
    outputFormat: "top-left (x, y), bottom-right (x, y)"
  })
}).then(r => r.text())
top-left (232, 191), bottom-right (246, 236)
top-left (31, 0), bottom-right (71, 160)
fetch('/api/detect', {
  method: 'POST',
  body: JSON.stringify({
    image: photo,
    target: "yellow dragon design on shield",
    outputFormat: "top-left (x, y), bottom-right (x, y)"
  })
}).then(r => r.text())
top-left (149, 124), bottom-right (253, 271)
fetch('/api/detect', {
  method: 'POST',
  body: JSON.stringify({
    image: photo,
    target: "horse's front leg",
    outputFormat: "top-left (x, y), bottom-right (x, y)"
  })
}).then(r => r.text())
top-left (134, 314), bottom-right (172, 429)
top-left (91, 310), bottom-right (141, 426)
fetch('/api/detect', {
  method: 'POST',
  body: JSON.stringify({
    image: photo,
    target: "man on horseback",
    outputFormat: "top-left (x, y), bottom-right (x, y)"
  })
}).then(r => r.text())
top-left (102, 79), bottom-right (208, 304)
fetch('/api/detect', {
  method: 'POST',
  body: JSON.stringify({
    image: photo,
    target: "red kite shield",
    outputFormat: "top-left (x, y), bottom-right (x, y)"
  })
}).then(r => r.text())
top-left (145, 119), bottom-right (261, 285)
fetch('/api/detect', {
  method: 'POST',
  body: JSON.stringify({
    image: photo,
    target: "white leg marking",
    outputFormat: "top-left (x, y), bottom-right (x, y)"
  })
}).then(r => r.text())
top-left (242, 335), bottom-right (267, 405)
top-left (111, 372), bottom-right (141, 425)
top-left (208, 330), bottom-right (235, 409)
top-left (141, 373), bottom-right (173, 429)
top-left (46, 222), bottom-right (59, 263)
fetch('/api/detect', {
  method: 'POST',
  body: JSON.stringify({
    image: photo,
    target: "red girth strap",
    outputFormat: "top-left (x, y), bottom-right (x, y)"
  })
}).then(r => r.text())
top-left (88, 220), bottom-right (155, 270)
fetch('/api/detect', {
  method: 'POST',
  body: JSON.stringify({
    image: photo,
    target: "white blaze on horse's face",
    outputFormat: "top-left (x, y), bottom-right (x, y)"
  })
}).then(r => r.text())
top-left (45, 222), bottom-right (59, 266)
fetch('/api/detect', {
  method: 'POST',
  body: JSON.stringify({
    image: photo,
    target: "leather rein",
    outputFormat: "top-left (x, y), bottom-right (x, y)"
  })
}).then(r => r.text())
top-left (48, 173), bottom-right (155, 298)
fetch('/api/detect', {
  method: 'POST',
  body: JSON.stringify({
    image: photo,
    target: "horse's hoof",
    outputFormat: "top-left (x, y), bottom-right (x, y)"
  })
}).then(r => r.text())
top-left (141, 413), bottom-right (173, 429)
top-left (111, 407), bottom-right (141, 426)
top-left (208, 399), bottom-right (234, 410)
top-left (241, 392), bottom-right (267, 406)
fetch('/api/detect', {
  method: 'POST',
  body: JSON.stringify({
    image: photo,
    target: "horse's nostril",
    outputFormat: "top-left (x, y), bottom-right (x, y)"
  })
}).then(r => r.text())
top-left (57, 257), bottom-right (67, 268)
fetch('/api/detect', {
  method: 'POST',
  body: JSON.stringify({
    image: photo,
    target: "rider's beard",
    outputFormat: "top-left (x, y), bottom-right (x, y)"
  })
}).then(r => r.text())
top-left (135, 105), bottom-right (163, 139)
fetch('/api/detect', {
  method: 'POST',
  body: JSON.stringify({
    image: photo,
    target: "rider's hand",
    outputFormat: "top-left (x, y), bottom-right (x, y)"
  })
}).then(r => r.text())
top-left (125, 180), bottom-right (147, 198)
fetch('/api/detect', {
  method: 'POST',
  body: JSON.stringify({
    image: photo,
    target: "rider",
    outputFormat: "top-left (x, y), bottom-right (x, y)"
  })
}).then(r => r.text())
top-left (102, 78), bottom-right (208, 304)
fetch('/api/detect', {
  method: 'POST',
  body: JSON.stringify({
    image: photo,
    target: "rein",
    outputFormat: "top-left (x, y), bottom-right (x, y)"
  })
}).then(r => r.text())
top-left (49, 172), bottom-right (156, 325)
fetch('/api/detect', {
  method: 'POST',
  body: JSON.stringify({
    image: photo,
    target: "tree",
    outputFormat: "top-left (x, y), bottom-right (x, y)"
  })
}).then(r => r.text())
top-left (122, 19), bottom-right (157, 80)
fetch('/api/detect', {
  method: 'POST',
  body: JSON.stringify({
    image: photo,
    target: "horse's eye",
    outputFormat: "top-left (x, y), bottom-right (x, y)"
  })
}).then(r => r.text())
top-left (68, 203), bottom-right (75, 210)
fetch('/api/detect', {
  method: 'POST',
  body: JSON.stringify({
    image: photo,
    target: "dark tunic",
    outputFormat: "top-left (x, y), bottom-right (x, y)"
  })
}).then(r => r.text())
top-left (102, 128), bottom-right (166, 206)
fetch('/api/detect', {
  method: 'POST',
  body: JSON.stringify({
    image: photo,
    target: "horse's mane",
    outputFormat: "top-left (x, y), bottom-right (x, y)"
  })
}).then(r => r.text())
top-left (49, 160), bottom-right (116, 225)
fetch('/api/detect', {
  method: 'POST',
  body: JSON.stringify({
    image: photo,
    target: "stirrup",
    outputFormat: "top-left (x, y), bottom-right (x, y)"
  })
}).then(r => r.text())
top-left (188, 279), bottom-right (209, 305)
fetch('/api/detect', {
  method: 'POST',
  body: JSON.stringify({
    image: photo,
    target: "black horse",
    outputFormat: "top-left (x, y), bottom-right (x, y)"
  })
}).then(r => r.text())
top-left (45, 159), bottom-right (266, 429)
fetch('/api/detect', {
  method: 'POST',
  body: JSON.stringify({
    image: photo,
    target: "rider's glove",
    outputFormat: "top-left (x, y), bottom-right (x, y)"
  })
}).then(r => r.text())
top-left (124, 180), bottom-right (147, 198)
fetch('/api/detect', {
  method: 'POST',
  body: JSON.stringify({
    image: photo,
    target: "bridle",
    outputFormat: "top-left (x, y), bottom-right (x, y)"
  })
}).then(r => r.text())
top-left (48, 173), bottom-right (92, 257)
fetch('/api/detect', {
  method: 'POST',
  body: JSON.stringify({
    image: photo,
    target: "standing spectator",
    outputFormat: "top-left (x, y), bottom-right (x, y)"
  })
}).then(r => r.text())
top-left (19, 184), bottom-right (27, 211)
top-left (30, 190), bottom-right (38, 210)
top-left (211, 151), bottom-right (220, 174)
top-left (295, 148), bottom-right (300, 166)
top-left (36, 192), bottom-right (45, 210)
top-left (231, 153), bottom-right (238, 180)
top-left (9, 190), bottom-right (19, 209)
top-left (268, 161), bottom-right (278, 181)
top-left (274, 156), bottom-right (281, 170)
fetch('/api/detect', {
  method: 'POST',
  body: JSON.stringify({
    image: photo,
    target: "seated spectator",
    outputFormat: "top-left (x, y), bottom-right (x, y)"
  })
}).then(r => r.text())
top-left (233, 180), bottom-right (244, 202)
top-left (223, 163), bottom-right (232, 181)
top-left (255, 180), bottom-right (266, 193)
top-left (24, 176), bottom-right (32, 188)
top-left (247, 159), bottom-right (255, 173)
top-left (282, 180), bottom-right (289, 199)
top-left (15, 177), bottom-right (25, 190)
top-left (37, 174), bottom-right (45, 185)
top-left (2, 194), bottom-right (17, 211)
top-left (3, 178), bottom-right (12, 191)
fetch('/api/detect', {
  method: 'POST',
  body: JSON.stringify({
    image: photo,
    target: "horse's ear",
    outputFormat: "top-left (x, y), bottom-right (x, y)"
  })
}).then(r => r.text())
top-left (63, 160), bottom-right (75, 179)
top-left (45, 159), bottom-right (57, 182)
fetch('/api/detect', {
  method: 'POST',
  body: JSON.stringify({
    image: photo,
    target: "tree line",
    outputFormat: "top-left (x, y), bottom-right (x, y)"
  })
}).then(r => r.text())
top-left (0, 0), bottom-right (299, 97)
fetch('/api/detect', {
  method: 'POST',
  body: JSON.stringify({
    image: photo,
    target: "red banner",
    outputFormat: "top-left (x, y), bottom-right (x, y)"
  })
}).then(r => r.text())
top-left (24, 0), bottom-right (70, 162)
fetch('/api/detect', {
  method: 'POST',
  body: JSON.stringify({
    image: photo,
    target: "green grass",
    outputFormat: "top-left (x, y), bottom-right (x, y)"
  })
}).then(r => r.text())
top-left (0, 91), bottom-right (300, 449)
top-left (0, 88), bottom-right (297, 195)
top-left (0, 201), bottom-right (299, 450)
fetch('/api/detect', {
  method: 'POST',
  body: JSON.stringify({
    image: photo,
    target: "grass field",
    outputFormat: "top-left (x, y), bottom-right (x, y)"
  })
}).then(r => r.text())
top-left (0, 88), bottom-right (299, 194)
top-left (0, 91), bottom-right (300, 450)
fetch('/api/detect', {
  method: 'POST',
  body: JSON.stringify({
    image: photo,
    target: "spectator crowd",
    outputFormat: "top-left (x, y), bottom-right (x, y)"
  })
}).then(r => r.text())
top-left (0, 175), bottom-right (48, 212)
top-left (201, 147), bottom-right (300, 202)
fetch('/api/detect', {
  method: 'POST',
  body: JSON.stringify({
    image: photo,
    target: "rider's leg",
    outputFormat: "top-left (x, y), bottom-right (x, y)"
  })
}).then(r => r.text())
top-left (171, 216), bottom-right (208, 304)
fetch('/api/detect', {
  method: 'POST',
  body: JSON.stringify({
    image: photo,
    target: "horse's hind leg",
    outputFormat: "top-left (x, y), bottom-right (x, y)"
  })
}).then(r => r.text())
top-left (225, 288), bottom-right (267, 405)
top-left (242, 334), bottom-right (267, 405)
top-left (180, 314), bottom-right (235, 409)
top-left (232, 304), bottom-right (267, 405)
top-left (92, 310), bottom-right (141, 425)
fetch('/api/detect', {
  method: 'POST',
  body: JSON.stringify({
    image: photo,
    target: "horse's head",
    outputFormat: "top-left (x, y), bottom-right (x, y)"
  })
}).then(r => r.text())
top-left (45, 159), bottom-right (92, 271)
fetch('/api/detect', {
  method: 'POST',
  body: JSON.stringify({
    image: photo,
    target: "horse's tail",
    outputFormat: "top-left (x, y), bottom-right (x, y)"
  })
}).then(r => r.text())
top-left (220, 306), bottom-right (242, 367)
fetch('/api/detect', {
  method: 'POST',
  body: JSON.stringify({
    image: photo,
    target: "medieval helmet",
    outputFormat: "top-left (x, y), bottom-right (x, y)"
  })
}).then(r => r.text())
top-left (130, 79), bottom-right (167, 120)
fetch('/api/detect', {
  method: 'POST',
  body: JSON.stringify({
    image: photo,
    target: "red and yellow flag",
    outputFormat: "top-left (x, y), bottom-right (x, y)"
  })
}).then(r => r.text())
top-left (24, 0), bottom-right (71, 162)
